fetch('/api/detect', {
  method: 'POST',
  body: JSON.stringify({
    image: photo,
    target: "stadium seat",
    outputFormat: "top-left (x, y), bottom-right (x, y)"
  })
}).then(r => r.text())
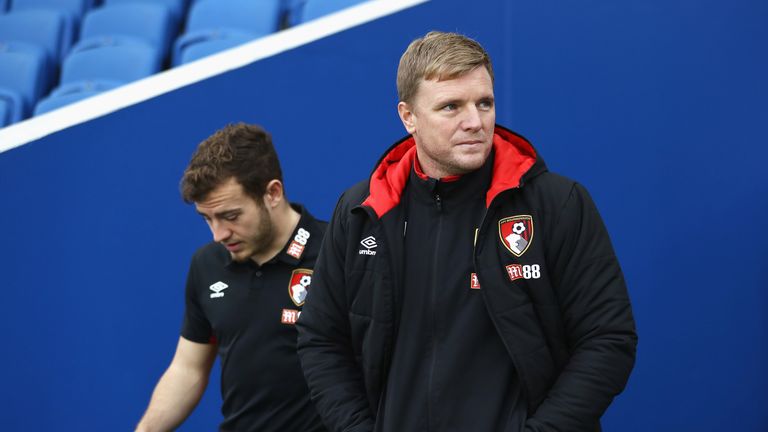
top-left (0, 99), bottom-right (9, 127)
top-left (78, 3), bottom-right (174, 61)
top-left (281, 0), bottom-right (307, 27)
top-left (0, 87), bottom-right (24, 126)
top-left (10, 0), bottom-right (91, 60)
top-left (34, 79), bottom-right (122, 115)
top-left (11, 0), bottom-right (91, 22)
top-left (61, 37), bottom-right (161, 84)
top-left (104, 0), bottom-right (187, 29)
top-left (185, 0), bottom-right (281, 35)
top-left (0, 42), bottom-right (49, 118)
top-left (0, 9), bottom-right (68, 63)
top-left (299, 0), bottom-right (367, 23)
top-left (172, 28), bottom-right (257, 65)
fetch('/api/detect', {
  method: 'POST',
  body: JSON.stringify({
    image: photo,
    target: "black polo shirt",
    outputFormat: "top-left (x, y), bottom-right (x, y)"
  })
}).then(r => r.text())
top-left (182, 205), bottom-right (327, 432)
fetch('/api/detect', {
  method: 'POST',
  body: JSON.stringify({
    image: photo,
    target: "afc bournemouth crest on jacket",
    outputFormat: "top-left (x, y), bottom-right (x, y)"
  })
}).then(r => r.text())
top-left (499, 215), bottom-right (534, 257)
top-left (288, 268), bottom-right (313, 306)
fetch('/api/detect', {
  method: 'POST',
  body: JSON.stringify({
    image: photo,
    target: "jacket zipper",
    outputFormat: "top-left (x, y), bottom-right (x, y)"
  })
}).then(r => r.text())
top-left (427, 191), bottom-right (443, 431)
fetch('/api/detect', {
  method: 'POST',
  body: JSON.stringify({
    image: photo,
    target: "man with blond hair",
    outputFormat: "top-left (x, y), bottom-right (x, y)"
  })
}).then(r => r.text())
top-left (296, 31), bottom-right (637, 431)
top-left (137, 124), bottom-right (326, 432)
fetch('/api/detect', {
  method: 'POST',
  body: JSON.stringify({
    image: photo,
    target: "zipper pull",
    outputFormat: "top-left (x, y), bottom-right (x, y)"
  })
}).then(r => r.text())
top-left (435, 193), bottom-right (442, 211)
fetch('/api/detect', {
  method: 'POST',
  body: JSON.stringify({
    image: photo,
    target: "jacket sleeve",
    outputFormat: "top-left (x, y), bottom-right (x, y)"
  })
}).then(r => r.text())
top-left (296, 195), bottom-right (375, 432)
top-left (526, 183), bottom-right (638, 431)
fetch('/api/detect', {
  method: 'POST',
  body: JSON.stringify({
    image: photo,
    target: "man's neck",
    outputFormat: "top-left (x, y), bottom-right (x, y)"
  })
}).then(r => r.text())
top-left (413, 154), bottom-right (463, 182)
top-left (252, 204), bottom-right (301, 266)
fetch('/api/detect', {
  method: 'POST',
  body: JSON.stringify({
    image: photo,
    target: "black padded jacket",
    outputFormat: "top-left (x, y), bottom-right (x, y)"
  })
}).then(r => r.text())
top-left (296, 125), bottom-right (637, 432)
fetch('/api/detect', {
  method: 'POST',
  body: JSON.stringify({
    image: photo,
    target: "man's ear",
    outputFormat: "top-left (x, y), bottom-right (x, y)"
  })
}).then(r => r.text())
top-left (262, 180), bottom-right (284, 209)
top-left (398, 101), bottom-right (416, 135)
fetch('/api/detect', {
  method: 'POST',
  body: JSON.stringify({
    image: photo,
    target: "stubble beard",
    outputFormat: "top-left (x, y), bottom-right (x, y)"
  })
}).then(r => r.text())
top-left (230, 206), bottom-right (276, 263)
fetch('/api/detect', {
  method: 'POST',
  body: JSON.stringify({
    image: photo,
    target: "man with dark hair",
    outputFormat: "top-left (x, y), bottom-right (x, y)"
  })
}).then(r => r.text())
top-left (137, 123), bottom-right (326, 432)
top-left (296, 31), bottom-right (637, 431)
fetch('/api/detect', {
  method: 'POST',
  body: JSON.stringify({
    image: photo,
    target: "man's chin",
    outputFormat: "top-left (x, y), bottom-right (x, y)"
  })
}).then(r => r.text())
top-left (228, 250), bottom-right (251, 263)
top-left (455, 155), bottom-right (489, 173)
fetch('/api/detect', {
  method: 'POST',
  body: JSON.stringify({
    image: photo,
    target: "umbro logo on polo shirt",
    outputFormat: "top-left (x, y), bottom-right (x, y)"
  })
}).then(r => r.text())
top-left (209, 281), bottom-right (229, 298)
top-left (358, 236), bottom-right (377, 256)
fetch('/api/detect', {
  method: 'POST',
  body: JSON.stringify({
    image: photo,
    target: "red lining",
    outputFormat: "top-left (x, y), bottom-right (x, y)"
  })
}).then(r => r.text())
top-left (485, 130), bottom-right (537, 207)
top-left (361, 138), bottom-right (417, 217)
top-left (362, 128), bottom-right (537, 218)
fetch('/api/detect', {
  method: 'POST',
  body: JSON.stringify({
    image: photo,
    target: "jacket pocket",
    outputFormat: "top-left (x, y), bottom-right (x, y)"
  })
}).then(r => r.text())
top-left (493, 304), bottom-right (556, 410)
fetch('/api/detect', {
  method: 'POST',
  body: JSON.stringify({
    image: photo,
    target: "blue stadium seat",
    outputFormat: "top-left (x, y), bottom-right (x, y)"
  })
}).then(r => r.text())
top-left (78, 3), bottom-right (174, 61)
top-left (61, 37), bottom-right (161, 84)
top-left (11, 0), bottom-right (91, 22)
top-left (185, 0), bottom-right (280, 35)
top-left (104, 0), bottom-right (187, 29)
top-left (34, 79), bottom-right (122, 115)
top-left (299, 0), bottom-right (366, 23)
top-left (0, 9), bottom-right (68, 63)
top-left (0, 42), bottom-right (48, 118)
top-left (10, 0), bottom-right (90, 60)
top-left (0, 87), bottom-right (24, 126)
top-left (0, 99), bottom-right (9, 127)
top-left (281, 0), bottom-right (307, 27)
top-left (172, 28), bottom-right (256, 65)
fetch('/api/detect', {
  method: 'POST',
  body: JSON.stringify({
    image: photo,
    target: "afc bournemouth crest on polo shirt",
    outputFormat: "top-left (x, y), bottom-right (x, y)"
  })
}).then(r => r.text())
top-left (288, 268), bottom-right (313, 307)
top-left (499, 215), bottom-right (534, 257)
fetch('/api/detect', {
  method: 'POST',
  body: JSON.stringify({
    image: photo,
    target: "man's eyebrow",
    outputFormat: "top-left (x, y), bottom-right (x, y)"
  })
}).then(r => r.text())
top-left (196, 208), bottom-right (241, 218)
top-left (433, 94), bottom-right (495, 106)
top-left (433, 97), bottom-right (463, 107)
top-left (476, 94), bottom-right (495, 103)
top-left (214, 209), bottom-right (241, 218)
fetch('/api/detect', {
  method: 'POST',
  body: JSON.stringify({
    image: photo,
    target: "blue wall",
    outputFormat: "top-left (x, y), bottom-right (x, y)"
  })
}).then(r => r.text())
top-left (0, 0), bottom-right (766, 430)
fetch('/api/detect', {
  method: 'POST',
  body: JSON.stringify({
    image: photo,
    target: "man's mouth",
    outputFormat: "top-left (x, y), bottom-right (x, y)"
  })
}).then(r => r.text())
top-left (457, 139), bottom-right (484, 145)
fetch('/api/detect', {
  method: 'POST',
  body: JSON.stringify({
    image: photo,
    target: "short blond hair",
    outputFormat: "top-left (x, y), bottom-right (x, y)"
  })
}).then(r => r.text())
top-left (397, 31), bottom-right (494, 104)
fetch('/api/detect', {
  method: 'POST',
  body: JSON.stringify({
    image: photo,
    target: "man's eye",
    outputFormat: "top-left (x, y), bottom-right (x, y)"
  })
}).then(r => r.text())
top-left (479, 100), bottom-right (494, 110)
top-left (442, 104), bottom-right (457, 112)
top-left (224, 214), bottom-right (239, 222)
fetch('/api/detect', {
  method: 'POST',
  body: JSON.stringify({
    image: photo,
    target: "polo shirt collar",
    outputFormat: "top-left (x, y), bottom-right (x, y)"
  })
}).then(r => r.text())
top-left (276, 203), bottom-right (315, 266)
top-left (223, 203), bottom-right (315, 269)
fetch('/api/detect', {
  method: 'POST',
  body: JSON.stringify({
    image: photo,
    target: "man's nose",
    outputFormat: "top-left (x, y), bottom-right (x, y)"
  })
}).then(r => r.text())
top-left (461, 106), bottom-right (483, 131)
top-left (211, 221), bottom-right (231, 243)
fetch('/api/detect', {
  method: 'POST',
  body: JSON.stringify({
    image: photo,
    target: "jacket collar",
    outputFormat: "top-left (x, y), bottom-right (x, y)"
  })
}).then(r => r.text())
top-left (362, 125), bottom-right (545, 218)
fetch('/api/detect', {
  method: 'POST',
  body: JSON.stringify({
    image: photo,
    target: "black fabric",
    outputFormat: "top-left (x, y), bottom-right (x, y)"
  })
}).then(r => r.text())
top-left (296, 126), bottom-right (637, 432)
top-left (182, 205), bottom-right (327, 432)
top-left (377, 155), bottom-right (525, 432)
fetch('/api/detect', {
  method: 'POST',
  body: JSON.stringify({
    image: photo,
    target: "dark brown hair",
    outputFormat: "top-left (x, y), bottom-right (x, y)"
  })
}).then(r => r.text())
top-left (180, 123), bottom-right (283, 203)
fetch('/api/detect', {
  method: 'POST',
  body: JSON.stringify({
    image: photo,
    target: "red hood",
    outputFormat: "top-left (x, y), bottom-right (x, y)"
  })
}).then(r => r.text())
top-left (362, 126), bottom-right (540, 218)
